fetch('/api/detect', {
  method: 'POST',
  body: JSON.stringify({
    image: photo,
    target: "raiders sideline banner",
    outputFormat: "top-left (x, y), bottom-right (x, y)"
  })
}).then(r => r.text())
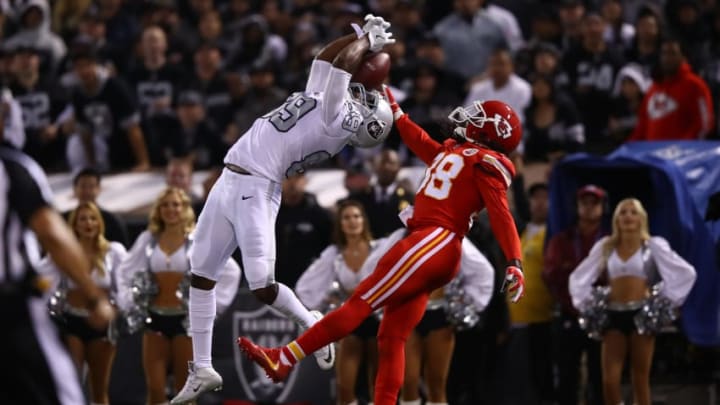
top-left (109, 288), bottom-right (334, 404)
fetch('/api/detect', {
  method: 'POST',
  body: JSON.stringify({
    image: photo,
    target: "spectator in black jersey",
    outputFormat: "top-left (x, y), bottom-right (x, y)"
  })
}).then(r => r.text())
top-left (275, 172), bottom-right (332, 289)
top-left (187, 41), bottom-right (233, 134)
top-left (523, 73), bottom-right (585, 164)
top-left (127, 26), bottom-right (187, 123)
top-left (562, 12), bottom-right (625, 154)
top-left (148, 89), bottom-right (226, 169)
top-left (601, 0), bottom-right (635, 49)
top-left (64, 167), bottom-right (129, 247)
top-left (64, 43), bottom-right (150, 172)
top-left (73, 8), bottom-right (123, 75)
top-left (226, 15), bottom-right (287, 74)
top-left (558, 0), bottom-right (586, 51)
top-left (8, 45), bottom-right (68, 172)
top-left (624, 6), bottom-right (662, 77)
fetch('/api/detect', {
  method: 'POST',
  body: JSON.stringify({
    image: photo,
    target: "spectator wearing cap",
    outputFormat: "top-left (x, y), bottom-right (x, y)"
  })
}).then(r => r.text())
top-left (532, 42), bottom-right (570, 90)
top-left (465, 47), bottom-right (532, 123)
top-left (225, 62), bottom-right (288, 142)
top-left (348, 149), bottom-right (414, 238)
top-left (624, 6), bottom-right (662, 77)
top-left (608, 63), bottom-right (651, 144)
top-left (127, 26), bottom-right (188, 121)
top-left (630, 37), bottom-right (715, 141)
top-left (562, 12), bottom-right (625, 153)
top-left (276, 172), bottom-right (333, 288)
top-left (8, 45), bottom-right (68, 171)
top-left (187, 41), bottom-right (233, 132)
top-left (63, 45), bottom-right (150, 172)
top-left (147, 89), bottom-right (226, 169)
top-left (543, 184), bottom-right (608, 405)
top-left (4, 0), bottom-right (66, 75)
top-left (432, 0), bottom-right (507, 80)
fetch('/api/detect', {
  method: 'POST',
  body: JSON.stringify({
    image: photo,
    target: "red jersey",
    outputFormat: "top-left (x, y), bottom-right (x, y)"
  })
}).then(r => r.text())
top-left (395, 114), bottom-right (523, 263)
top-left (630, 62), bottom-right (714, 141)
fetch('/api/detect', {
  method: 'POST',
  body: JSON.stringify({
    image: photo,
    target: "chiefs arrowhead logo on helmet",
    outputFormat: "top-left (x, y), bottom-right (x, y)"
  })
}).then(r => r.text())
top-left (447, 100), bottom-right (522, 154)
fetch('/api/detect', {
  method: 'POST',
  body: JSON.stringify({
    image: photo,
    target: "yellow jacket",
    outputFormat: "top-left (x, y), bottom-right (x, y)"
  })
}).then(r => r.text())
top-left (508, 224), bottom-right (555, 324)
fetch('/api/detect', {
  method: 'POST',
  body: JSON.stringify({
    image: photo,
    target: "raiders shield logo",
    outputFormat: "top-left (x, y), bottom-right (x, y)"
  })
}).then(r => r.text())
top-left (232, 306), bottom-right (300, 402)
top-left (366, 120), bottom-right (385, 139)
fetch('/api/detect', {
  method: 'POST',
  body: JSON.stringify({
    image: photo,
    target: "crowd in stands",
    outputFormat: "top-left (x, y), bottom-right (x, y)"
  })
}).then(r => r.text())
top-left (1, 0), bottom-right (718, 178)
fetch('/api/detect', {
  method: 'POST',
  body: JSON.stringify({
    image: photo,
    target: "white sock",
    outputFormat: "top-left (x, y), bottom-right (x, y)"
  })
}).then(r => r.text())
top-left (271, 283), bottom-right (316, 329)
top-left (399, 400), bottom-right (421, 405)
top-left (189, 287), bottom-right (216, 369)
top-left (426, 402), bottom-right (448, 405)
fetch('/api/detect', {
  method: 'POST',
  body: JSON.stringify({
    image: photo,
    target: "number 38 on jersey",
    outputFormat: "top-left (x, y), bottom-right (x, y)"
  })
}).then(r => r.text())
top-left (417, 153), bottom-right (465, 200)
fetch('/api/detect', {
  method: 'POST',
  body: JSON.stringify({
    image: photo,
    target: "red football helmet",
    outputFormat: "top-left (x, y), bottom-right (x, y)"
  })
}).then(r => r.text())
top-left (448, 100), bottom-right (522, 154)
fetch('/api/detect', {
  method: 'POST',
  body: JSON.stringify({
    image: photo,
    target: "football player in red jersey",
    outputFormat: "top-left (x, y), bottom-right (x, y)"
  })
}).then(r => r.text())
top-left (238, 86), bottom-right (525, 405)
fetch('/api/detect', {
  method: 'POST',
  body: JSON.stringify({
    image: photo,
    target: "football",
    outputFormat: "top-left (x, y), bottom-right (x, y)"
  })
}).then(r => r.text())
top-left (351, 52), bottom-right (391, 90)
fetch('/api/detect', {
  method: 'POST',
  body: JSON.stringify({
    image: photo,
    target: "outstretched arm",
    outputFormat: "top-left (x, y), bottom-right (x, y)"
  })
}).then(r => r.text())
top-left (384, 86), bottom-right (442, 165)
top-left (305, 34), bottom-right (357, 94)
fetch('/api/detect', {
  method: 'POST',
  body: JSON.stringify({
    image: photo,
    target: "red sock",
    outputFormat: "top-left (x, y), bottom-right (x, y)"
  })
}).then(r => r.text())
top-left (293, 296), bottom-right (372, 357)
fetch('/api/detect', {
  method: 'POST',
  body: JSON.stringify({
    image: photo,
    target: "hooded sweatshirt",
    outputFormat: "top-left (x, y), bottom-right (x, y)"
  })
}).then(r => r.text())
top-left (630, 62), bottom-right (714, 140)
top-left (4, 0), bottom-right (66, 71)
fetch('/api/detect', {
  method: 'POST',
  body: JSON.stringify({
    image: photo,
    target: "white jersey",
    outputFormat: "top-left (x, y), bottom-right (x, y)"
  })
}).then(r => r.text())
top-left (224, 60), bottom-right (364, 182)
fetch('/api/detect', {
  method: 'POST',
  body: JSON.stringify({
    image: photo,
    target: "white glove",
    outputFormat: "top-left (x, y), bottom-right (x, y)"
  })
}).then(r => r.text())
top-left (362, 14), bottom-right (391, 33)
top-left (367, 27), bottom-right (395, 52)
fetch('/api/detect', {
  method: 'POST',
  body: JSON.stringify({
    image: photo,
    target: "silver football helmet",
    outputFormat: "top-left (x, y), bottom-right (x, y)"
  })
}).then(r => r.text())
top-left (347, 83), bottom-right (393, 148)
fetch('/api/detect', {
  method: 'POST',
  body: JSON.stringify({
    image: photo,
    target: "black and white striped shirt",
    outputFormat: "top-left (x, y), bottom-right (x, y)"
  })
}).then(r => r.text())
top-left (0, 144), bottom-right (53, 285)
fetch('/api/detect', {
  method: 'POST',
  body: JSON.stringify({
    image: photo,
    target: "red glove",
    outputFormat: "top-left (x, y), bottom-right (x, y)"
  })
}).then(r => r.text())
top-left (383, 85), bottom-right (404, 121)
top-left (502, 264), bottom-right (525, 303)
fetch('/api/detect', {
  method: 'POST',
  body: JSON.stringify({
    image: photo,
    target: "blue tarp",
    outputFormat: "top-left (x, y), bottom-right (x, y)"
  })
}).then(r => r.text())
top-left (547, 141), bottom-right (720, 346)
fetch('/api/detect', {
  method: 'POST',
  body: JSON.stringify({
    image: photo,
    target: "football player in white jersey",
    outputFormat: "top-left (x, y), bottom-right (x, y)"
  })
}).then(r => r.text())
top-left (171, 16), bottom-right (395, 404)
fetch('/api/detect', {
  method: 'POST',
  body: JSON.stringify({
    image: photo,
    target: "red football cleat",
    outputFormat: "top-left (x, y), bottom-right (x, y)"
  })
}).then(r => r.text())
top-left (237, 337), bottom-right (292, 383)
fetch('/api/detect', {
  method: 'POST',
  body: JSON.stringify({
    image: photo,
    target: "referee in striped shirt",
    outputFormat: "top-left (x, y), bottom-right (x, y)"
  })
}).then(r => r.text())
top-left (1, 90), bottom-right (115, 404)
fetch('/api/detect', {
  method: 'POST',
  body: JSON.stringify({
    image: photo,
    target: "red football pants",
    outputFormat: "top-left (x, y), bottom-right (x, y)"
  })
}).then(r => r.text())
top-left (294, 226), bottom-right (461, 405)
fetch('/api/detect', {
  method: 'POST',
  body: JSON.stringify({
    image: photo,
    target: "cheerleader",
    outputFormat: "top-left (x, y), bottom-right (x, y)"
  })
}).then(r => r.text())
top-left (570, 198), bottom-right (696, 405)
top-left (39, 202), bottom-right (127, 405)
top-left (116, 187), bottom-right (240, 405)
top-left (296, 200), bottom-right (382, 405)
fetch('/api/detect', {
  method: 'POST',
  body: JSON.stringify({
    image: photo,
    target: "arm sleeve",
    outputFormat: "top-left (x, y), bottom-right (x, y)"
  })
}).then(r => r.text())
top-left (474, 166), bottom-right (522, 262)
top-left (305, 60), bottom-right (333, 94)
top-left (648, 236), bottom-right (697, 306)
top-left (688, 81), bottom-right (715, 139)
top-left (459, 238), bottom-right (495, 311)
top-left (568, 238), bottom-right (607, 311)
top-left (115, 231), bottom-right (152, 312)
top-left (322, 66), bottom-right (352, 128)
top-left (295, 246), bottom-right (339, 310)
top-left (394, 114), bottom-right (443, 166)
top-left (5, 155), bottom-right (53, 225)
top-left (215, 257), bottom-right (242, 315)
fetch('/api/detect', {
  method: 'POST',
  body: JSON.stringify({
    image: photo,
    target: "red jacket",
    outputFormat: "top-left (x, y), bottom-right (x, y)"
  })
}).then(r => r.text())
top-left (630, 62), bottom-right (714, 141)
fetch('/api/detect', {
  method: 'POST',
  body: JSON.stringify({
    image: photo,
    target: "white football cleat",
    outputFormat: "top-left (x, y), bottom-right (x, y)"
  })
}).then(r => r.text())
top-left (170, 362), bottom-right (223, 404)
top-left (309, 310), bottom-right (336, 370)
